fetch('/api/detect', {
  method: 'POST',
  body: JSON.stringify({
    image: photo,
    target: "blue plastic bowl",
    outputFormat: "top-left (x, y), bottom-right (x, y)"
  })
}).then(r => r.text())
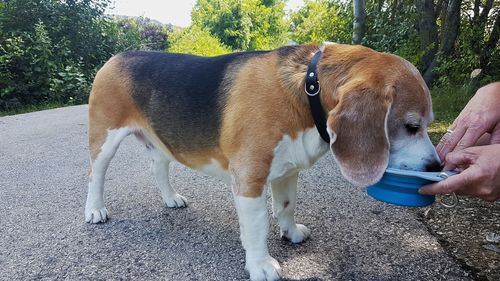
top-left (367, 168), bottom-right (456, 207)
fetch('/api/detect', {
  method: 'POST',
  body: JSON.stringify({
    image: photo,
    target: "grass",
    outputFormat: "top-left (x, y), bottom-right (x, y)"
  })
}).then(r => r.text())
top-left (428, 84), bottom-right (474, 144)
top-left (428, 120), bottom-right (452, 144)
top-left (0, 101), bottom-right (70, 117)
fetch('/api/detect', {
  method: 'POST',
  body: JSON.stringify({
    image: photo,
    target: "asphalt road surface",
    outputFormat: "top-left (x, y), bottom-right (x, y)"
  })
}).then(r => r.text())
top-left (0, 105), bottom-right (473, 280)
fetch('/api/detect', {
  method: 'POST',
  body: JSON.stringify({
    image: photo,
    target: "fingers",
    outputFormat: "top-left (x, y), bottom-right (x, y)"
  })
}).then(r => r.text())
top-left (436, 125), bottom-right (466, 160)
top-left (436, 119), bottom-right (489, 160)
top-left (419, 168), bottom-right (499, 201)
top-left (475, 133), bottom-right (491, 146)
top-left (455, 126), bottom-right (484, 150)
top-left (490, 122), bottom-right (500, 144)
top-left (419, 167), bottom-right (475, 196)
top-left (442, 149), bottom-right (474, 171)
top-left (421, 148), bottom-right (478, 195)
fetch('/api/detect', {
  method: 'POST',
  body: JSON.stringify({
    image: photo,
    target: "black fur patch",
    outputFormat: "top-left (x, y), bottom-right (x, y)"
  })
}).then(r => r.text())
top-left (118, 51), bottom-right (268, 153)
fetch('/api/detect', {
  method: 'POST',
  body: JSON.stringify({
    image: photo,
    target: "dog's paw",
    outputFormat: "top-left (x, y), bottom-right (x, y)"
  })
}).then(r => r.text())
top-left (85, 207), bottom-right (109, 223)
top-left (246, 257), bottom-right (282, 281)
top-left (281, 224), bottom-right (310, 244)
top-left (164, 194), bottom-right (187, 208)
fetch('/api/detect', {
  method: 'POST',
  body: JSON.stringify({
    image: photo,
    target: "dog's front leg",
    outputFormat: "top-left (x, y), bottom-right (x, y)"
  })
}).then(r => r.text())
top-left (232, 176), bottom-right (282, 281)
top-left (271, 173), bottom-right (310, 243)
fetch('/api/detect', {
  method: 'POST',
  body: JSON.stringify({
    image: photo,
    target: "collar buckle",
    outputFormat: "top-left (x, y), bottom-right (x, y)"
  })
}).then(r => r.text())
top-left (305, 80), bottom-right (320, 96)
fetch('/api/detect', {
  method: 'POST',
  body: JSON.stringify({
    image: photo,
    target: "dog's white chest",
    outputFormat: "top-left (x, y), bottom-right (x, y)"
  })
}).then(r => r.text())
top-left (267, 128), bottom-right (329, 182)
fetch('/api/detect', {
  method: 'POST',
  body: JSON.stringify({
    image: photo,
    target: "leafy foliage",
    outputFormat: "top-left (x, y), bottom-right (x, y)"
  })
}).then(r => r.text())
top-left (0, 0), bottom-right (111, 109)
top-left (109, 16), bottom-right (172, 51)
top-left (167, 26), bottom-right (231, 56)
top-left (432, 3), bottom-right (500, 86)
top-left (192, 0), bottom-right (288, 50)
top-left (363, 1), bottom-right (421, 63)
top-left (0, 21), bottom-right (56, 108)
top-left (0, 0), bottom-right (171, 111)
top-left (290, 0), bottom-right (352, 44)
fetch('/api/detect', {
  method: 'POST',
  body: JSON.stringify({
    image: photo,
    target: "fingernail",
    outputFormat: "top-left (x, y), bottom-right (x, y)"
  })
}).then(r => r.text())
top-left (418, 188), bottom-right (428, 195)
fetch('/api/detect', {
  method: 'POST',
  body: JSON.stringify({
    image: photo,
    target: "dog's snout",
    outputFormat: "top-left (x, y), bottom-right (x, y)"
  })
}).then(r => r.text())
top-left (425, 160), bottom-right (442, 172)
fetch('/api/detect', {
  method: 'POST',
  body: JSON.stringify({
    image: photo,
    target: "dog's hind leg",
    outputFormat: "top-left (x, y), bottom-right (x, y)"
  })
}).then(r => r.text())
top-left (146, 144), bottom-right (187, 208)
top-left (271, 173), bottom-right (310, 243)
top-left (86, 127), bottom-right (132, 223)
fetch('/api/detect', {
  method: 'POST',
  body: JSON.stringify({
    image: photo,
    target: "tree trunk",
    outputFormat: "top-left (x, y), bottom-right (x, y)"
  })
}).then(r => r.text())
top-left (440, 0), bottom-right (462, 56)
top-left (438, 0), bottom-right (449, 42)
top-left (352, 0), bottom-right (366, 44)
top-left (470, 0), bottom-right (494, 55)
top-left (479, 0), bottom-right (494, 25)
top-left (416, 0), bottom-right (439, 77)
top-left (434, 0), bottom-right (445, 20)
top-left (423, 0), bottom-right (462, 85)
top-left (480, 12), bottom-right (500, 71)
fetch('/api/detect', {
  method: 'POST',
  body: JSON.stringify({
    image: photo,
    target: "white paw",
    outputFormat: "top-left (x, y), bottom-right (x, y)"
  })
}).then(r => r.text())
top-left (85, 207), bottom-right (109, 223)
top-left (164, 194), bottom-right (187, 208)
top-left (246, 257), bottom-right (282, 281)
top-left (281, 224), bottom-right (310, 243)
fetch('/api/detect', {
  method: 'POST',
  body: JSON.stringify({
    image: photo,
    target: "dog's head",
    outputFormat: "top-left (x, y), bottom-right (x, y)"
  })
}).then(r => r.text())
top-left (321, 45), bottom-right (440, 186)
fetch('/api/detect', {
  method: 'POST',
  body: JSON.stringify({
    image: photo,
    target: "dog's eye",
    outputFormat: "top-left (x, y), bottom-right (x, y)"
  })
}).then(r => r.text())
top-left (405, 124), bottom-right (420, 134)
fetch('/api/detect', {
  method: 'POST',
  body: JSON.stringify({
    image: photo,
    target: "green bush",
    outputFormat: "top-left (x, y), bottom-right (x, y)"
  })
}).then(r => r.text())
top-left (0, 21), bottom-right (55, 109)
top-left (192, 0), bottom-right (288, 51)
top-left (290, 0), bottom-right (351, 44)
top-left (0, 0), bottom-right (172, 112)
top-left (167, 26), bottom-right (231, 56)
top-left (49, 64), bottom-right (91, 105)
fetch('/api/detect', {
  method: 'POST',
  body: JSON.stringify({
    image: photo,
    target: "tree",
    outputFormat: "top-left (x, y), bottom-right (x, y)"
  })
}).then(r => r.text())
top-left (0, 0), bottom-right (176, 111)
top-left (480, 11), bottom-right (499, 74)
top-left (362, 0), bottom-right (420, 64)
top-left (0, 0), bottom-right (118, 110)
top-left (192, 0), bottom-right (288, 50)
top-left (0, 0), bottom-right (113, 77)
top-left (167, 26), bottom-right (231, 56)
top-left (290, 0), bottom-right (352, 44)
top-left (416, 0), bottom-right (439, 77)
top-left (352, 0), bottom-right (366, 44)
top-left (422, 0), bottom-right (462, 84)
top-left (110, 16), bottom-right (172, 51)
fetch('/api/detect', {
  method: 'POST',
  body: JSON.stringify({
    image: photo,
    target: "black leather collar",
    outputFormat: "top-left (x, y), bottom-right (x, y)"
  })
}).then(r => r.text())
top-left (305, 50), bottom-right (330, 143)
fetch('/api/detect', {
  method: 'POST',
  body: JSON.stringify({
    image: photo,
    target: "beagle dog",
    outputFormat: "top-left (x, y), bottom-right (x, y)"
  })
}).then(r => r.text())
top-left (86, 43), bottom-right (440, 281)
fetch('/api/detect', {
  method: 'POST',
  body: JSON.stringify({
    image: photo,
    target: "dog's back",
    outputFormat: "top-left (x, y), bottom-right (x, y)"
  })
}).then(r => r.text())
top-left (89, 51), bottom-right (268, 158)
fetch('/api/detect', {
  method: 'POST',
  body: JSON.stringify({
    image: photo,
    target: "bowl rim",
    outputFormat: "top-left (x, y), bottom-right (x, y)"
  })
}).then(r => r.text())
top-left (384, 168), bottom-right (456, 182)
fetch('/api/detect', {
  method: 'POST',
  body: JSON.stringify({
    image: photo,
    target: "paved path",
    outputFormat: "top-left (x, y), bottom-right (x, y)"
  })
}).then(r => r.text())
top-left (0, 105), bottom-right (472, 280)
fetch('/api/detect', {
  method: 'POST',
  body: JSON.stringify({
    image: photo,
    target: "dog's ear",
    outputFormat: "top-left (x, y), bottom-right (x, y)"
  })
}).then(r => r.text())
top-left (327, 84), bottom-right (394, 186)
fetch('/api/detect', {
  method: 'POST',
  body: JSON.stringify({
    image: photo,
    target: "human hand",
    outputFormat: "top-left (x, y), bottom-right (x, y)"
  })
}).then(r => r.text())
top-left (419, 144), bottom-right (500, 202)
top-left (436, 82), bottom-right (500, 161)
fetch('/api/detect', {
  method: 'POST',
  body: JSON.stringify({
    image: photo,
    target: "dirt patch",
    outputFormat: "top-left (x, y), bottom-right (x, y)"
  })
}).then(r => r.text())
top-left (415, 198), bottom-right (500, 281)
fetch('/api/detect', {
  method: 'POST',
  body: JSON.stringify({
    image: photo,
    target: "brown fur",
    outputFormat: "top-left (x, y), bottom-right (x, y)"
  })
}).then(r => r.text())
top-left (88, 57), bottom-right (149, 161)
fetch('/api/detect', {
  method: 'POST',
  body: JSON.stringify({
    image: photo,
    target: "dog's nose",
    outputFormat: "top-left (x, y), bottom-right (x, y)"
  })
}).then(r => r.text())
top-left (425, 160), bottom-right (442, 172)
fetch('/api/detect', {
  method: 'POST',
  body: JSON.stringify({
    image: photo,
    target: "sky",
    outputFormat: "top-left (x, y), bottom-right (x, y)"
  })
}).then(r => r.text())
top-left (106, 0), bottom-right (304, 27)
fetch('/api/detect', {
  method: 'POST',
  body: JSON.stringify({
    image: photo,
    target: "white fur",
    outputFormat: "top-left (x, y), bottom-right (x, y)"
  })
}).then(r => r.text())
top-left (198, 159), bottom-right (231, 184)
top-left (234, 193), bottom-right (282, 281)
top-left (267, 128), bottom-right (329, 183)
top-left (148, 146), bottom-right (187, 208)
top-left (271, 173), bottom-right (310, 243)
top-left (388, 131), bottom-right (439, 171)
top-left (86, 127), bottom-right (133, 223)
top-left (230, 128), bottom-right (325, 280)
